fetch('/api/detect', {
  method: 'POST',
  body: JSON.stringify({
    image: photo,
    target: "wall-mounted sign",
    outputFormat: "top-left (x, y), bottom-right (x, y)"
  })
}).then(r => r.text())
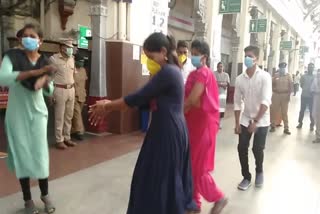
top-left (78, 25), bottom-right (92, 49)
top-left (151, 0), bottom-right (169, 34)
top-left (280, 41), bottom-right (293, 50)
top-left (249, 19), bottom-right (267, 33)
top-left (219, 0), bottom-right (241, 14)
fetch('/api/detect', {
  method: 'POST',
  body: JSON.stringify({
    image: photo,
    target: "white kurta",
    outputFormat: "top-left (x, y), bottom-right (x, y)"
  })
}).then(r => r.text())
top-left (214, 71), bottom-right (230, 113)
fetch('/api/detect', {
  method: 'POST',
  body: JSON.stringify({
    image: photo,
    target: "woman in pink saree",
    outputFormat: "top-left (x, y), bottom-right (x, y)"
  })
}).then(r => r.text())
top-left (184, 40), bottom-right (228, 214)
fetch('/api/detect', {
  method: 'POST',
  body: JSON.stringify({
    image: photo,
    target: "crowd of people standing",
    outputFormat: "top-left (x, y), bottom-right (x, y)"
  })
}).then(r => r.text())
top-left (0, 22), bottom-right (319, 214)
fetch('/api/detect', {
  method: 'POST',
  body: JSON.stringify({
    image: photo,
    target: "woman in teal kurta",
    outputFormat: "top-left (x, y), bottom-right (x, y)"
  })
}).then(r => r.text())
top-left (0, 24), bottom-right (56, 214)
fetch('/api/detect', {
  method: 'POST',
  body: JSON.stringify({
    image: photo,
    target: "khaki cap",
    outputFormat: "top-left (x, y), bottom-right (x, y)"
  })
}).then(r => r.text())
top-left (59, 39), bottom-right (74, 48)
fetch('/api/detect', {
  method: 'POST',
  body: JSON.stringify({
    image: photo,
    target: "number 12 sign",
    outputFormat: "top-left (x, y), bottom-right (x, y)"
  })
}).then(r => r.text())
top-left (151, 0), bottom-right (169, 35)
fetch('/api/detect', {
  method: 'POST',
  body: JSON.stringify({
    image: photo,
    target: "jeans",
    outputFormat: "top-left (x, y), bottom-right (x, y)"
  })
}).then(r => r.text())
top-left (298, 96), bottom-right (314, 127)
top-left (238, 125), bottom-right (268, 181)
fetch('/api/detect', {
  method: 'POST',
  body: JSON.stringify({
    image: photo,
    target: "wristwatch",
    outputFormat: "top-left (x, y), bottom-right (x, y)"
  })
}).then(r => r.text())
top-left (253, 119), bottom-right (259, 123)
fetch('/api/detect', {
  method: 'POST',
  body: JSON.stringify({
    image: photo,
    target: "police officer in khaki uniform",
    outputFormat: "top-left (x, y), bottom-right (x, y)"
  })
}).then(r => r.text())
top-left (270, 62), bottom-right (293, 134)
top-left (71, 54), bottom-right (88, 141)
top-left (50, 39), bottom-right (77, 150)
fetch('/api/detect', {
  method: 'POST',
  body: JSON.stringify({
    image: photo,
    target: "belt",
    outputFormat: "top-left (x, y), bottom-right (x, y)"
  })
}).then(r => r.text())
top-left (54, 83), bottom-right (74, 89)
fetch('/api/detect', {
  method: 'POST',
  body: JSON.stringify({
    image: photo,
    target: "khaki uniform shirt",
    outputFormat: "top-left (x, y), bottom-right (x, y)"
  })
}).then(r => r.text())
top-left (50, 53), bottom-right (75, 85)
top-left (272, 73), bottom-right (293, 93)
top-left (74, 67), bottom-right (88, 103)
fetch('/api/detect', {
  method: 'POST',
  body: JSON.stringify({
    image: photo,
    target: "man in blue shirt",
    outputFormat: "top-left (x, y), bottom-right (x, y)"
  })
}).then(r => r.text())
top-left (297, 63), bottom-right (315, 130)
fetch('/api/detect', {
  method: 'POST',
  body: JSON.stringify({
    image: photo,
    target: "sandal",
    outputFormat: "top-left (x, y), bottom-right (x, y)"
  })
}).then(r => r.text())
top-left (24, 200), bottom-right (39, 214)
top-left (211, 197), bottom-right (228, 214)
top-left (41, 195), bottom-right (56, 213)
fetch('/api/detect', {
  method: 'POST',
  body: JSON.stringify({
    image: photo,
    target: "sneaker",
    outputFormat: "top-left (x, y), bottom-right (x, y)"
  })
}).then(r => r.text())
top-left (238, 179), bottom-right (251, 191)
top-left (297, 123), bottom-right (302, 129)
top-left (255, 173), bottom-right (264, 188)
top-left (269, 127), bottom-right (276, 132)
top-left (284, 129), bottom-right (291, 135)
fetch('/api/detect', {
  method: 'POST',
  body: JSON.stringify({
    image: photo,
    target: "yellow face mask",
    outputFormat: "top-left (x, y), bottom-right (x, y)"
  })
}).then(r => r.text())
top-left (178, 54), bottom-right (187, 64)
top-left (147, 58), bottom-right (161, 76)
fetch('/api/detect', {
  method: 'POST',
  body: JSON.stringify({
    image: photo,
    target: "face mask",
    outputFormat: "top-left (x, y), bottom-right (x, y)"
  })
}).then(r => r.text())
top-left (22, 37), bottom-right (39, 51)
top-left (75, 61), bottom-right (84, 68)
top-left (65, 48), bottom-right (73, 57)
top-left (279, 68), bottom-right (286, 75)
top-left (244, 56), bottom-right (254, 68)
top-left (178, 54), bottom-right (187, 64)
top-left (147, 58), bottom-right (161, 76)
top-left (191, 56), bottom-right (202, 68)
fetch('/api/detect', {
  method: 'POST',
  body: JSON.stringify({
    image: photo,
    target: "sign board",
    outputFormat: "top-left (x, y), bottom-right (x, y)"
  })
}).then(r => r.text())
top-left (249, 19), bottom-right (267, 33)
top-left (300, 46), bottom-right (309, 53)
top-left (78, 25), bottom-right (92, 49)
top-left (280, 41), bottom-right (293, 50)
top-left (151, 0), bottom-right (169, 34)
top-left (219, 0), bottom-right (241, 14)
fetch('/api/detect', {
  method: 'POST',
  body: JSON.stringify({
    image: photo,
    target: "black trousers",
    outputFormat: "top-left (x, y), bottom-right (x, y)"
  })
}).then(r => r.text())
top-left (298, 96), bottom-right (314, 126)
top-left (19, 178), bottom-right (48, 201)
top-left (238, 125), bottom-right (268, 181)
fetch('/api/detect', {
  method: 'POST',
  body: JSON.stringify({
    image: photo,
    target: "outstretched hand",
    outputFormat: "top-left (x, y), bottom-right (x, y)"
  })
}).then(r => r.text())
top-left (89, 100), bottom-right (111, 126)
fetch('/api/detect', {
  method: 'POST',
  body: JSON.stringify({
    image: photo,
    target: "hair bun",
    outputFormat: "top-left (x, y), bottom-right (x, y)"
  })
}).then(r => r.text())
top-left (166, 35), bottom-right (176, 52)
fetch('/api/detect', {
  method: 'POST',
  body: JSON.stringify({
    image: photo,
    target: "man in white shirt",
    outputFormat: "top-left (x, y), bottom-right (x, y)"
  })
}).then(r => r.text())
top-left (177, 40), bottom-right (195, 83)
top-left (234, 46), bottom-right (272, 191)
top-left (214, 62), bottom-right (230, 129)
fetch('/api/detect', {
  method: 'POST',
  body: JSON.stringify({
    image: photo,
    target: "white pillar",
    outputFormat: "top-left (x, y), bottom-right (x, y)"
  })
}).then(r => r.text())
top-left (118, 1), bottom-right (127, 40)
top-left (89, 0), bottom-right (108, 97)
top-left (194, 0), bottom-right (207, 41)
top-left (272, 23), bottom-right (281, 69)
top-left (230, 0), bottom-right (251, 86)
top-left (206, 0), bottom-right (222, 69)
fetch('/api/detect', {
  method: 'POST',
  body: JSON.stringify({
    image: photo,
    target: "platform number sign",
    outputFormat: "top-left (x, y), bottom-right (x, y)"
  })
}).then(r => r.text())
top-left (151, 0), bottom-right (168, 34)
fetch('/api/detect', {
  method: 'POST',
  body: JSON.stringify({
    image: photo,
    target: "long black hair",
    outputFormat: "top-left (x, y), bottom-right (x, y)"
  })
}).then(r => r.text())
top-left (143, 32), bottom-right (180, 68)
top-left (191, 39), bottom-right (211, 67)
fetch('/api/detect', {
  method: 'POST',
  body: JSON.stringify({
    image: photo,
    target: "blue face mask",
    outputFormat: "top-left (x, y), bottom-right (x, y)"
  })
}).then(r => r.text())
top-left (244, 56), bottom-right (254, 68)
top-left (22, 37), bottom-right (39, 51)
top-left (191, 56), bottom-right (202, 68)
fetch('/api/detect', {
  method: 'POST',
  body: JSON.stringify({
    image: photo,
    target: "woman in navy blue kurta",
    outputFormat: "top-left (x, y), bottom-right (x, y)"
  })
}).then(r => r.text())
top-left (89, 33), bottom-right (196, 214)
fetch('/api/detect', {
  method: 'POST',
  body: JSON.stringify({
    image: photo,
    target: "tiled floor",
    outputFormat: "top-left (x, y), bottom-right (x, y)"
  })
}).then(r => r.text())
top-left (1, 96), bottom-right (320, 214)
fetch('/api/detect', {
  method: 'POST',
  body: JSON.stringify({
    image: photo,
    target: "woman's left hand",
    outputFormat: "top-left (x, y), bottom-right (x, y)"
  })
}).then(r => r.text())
top-left (89, 100), bottom-right (111, 126)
